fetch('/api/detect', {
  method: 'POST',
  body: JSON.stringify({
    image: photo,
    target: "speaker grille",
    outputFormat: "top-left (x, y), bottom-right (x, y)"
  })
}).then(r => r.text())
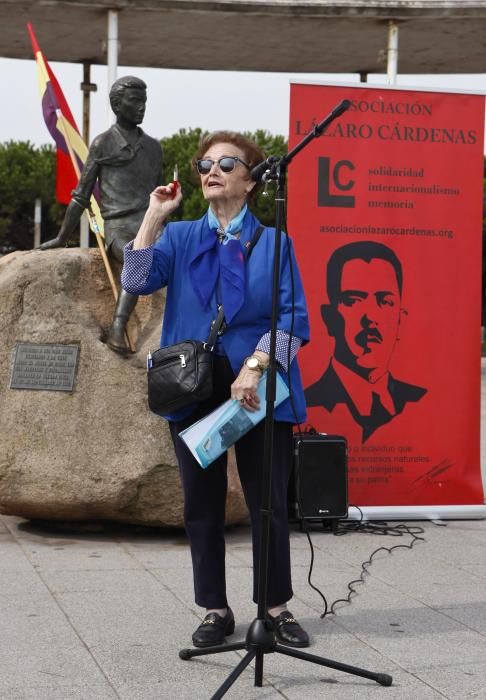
top-left (289, 435), bottom-right (348, 520)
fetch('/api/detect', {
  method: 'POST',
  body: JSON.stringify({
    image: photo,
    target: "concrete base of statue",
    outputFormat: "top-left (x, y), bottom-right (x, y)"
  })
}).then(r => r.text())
top-left (0, 248), bottom-right (248, 528)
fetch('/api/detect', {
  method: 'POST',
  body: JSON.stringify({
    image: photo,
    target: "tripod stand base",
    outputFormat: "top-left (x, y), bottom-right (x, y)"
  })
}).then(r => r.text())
top-left (179, 615), bottom-right (393, 698)
top-left (179, 617), bottom-right (275, 661)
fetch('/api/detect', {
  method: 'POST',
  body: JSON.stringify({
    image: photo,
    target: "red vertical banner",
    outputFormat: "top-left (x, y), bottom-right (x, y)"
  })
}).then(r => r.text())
top-left (288, 83), bottom-right (484, 507)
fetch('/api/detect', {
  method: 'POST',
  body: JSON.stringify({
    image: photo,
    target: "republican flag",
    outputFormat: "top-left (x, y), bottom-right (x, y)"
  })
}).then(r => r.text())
top-left (27, 23), bottom-right (103, 234)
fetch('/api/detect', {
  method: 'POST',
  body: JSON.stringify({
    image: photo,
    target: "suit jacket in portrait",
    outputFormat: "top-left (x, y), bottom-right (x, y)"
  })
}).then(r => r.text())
top-left (305, 362), bottom-right (427, 442)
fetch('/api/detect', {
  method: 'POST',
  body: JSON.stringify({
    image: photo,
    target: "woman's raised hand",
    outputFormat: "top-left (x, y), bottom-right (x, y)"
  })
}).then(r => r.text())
top-left (148, 183), bottom-right (183, 215)
top-left (132, 183), bottom-right (183, 250)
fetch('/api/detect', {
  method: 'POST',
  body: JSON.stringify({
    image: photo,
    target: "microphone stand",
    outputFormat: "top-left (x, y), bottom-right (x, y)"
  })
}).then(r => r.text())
top-left (179, 100), bottom-right (393, 698)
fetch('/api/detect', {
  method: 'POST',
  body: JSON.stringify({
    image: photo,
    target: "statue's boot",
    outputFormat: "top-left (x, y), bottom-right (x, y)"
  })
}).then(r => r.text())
top-left (106, 289), bottom-right (138, 354)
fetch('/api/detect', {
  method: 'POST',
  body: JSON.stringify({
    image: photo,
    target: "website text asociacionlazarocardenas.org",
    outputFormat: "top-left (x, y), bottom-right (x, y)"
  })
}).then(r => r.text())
top-left (320, 224), bottom-right (454, 239)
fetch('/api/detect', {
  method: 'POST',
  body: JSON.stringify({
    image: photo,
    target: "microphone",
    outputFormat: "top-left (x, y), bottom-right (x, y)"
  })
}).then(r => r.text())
top-left (250, 156), bottom-right (280, 183)
top-left (331, 99), bottom-right (351, 118)
top-left (313, 99), bottom-right (351, 136)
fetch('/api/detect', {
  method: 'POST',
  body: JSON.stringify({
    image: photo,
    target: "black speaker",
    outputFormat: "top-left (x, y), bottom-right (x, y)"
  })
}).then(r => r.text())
top-left (288, 433), bottom-right (348, 521)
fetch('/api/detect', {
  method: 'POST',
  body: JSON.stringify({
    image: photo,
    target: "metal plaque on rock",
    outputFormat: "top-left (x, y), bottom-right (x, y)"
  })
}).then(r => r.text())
top-left (10, 343), bottom-right (79, 392)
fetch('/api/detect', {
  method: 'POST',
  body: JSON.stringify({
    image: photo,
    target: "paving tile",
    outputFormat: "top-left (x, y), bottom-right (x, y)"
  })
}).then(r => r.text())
top-left (270, 667), bottom-right (445, 699)
top-left (39, 567), bottom-right (177, 597)
top-left (0, 686), bottom-right (118, 699)
top-left (88, 634), bottom-right (244, 686)
top-left (412, 661), bottom-right (486, 699)
top-left (435, 600), bottom-right (486, 635)
top-left (116, 676), bottom-right (283, 700)
top-left (121, 538), bottom-right (193, 569)
top-left (336, 604), bottom-right (486, 670)
top-left (0, 568), bottom-right (48, 596)
top-left (461, 562), bottom-right (486, 580)
top-left (52, 589), bottom-right (190, 646)
top-left (150, 567), bottom-right (198, 611)
top-left (0, 632), bottom-right (109, 690)
top-left (0, 540), bottom-right (37, 572)
top-left (18, 539), bottom-right (143, 572)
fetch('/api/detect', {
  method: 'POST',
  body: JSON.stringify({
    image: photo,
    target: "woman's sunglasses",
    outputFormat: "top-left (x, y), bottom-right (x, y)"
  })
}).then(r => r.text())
top-left (196, 156), bottom-right (250, 175)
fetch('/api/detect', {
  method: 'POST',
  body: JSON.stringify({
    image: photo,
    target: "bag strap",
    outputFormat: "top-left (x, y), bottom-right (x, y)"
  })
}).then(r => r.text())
top-left (204, 304), bottom-right (226, 350)
top-left (244, 224), bottom-right (265, 260)
top-left (205, 224), bottom-right (265, 350)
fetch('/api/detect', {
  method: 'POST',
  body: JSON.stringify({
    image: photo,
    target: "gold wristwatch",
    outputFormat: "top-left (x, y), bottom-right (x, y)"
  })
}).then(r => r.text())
top-left (244, 355), bottom-right (266, 374)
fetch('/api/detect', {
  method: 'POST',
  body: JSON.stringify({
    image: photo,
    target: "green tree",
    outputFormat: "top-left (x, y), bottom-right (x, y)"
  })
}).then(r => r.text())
top-left (0, 141), bottom-right (65, 250)
top-left (247, 129), bottom-right (288, 226)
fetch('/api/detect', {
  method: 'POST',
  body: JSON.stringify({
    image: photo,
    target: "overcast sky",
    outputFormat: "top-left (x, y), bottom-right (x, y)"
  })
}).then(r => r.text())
top-left (1, 56), bottom-right (485, 146)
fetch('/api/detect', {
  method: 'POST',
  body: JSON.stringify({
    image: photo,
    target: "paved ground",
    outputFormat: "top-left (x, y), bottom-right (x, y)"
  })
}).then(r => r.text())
top-left (1, 359), bottom-right (484, 699)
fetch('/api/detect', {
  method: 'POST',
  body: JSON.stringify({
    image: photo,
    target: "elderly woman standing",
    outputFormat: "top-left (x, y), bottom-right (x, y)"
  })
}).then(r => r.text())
top-left (121, 131), bottom-right (310, 649)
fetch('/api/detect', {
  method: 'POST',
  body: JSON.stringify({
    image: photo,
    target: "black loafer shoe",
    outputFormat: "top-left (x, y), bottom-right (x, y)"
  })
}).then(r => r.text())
top-left (269, 610), bottom-right (310, 648)
top-left (192, 608), bottom-right (235, 648)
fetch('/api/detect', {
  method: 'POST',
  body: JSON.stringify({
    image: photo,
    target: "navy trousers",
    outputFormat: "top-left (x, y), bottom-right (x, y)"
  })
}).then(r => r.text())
top-left (169, 355), bottom-right (294, 609)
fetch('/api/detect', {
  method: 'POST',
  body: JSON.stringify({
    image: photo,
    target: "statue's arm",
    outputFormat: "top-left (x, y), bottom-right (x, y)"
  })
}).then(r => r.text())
top-left (39, 143), bottom-right (101, 249)
top-left (39, 199), bottom-right (85, 249)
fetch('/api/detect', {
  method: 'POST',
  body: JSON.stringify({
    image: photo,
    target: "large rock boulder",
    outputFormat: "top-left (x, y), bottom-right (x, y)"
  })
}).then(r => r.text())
top-left (0, 248), bottom-right (248, 527)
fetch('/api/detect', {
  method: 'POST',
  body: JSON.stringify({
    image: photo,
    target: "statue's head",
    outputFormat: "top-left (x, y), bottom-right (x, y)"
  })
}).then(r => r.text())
top-left (109, 76), bottom-right (147, 126)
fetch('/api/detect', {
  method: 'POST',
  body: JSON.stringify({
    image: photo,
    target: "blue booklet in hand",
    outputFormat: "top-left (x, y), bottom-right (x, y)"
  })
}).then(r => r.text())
top-left (179, 371), bottom-right (290, 469)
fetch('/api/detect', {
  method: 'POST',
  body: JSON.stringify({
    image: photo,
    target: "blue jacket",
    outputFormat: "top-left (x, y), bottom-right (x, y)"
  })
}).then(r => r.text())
top-left (124, 209), bottom-right (310, 423)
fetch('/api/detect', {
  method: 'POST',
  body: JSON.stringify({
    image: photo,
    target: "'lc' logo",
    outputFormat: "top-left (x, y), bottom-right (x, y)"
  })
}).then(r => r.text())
top-left (318, 157), bottom-right (355, 208)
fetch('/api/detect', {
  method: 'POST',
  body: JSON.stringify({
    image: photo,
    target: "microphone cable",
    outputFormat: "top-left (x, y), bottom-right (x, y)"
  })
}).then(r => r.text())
top-left (322, 513), bottom-right (425, 618)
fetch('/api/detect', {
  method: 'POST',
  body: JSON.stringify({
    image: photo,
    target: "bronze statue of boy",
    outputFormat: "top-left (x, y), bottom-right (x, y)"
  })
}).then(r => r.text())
top-left (41, 76), bottom-right (163, 354)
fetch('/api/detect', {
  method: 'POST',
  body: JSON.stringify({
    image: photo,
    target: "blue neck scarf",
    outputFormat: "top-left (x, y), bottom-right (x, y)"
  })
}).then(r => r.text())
top-left (189, 206), bottom-right (248, 323)
top-left (207, 204), bottom-right (247, 238)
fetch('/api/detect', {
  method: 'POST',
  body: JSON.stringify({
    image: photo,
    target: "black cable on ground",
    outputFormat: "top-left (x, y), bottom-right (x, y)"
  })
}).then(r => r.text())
top-left (323, 516), bottom-right (426, 617)
top-left (300, 518), bottom-right (329, 618)
top-left (297, 507), bottom-right (427, 619)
